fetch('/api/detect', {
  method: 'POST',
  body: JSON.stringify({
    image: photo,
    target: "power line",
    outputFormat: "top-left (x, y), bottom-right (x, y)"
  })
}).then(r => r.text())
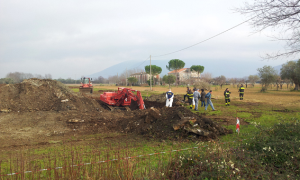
top-left (152, 14), bottom-right (260, 58)
top-left (127, 57), bottom-right (150, 70)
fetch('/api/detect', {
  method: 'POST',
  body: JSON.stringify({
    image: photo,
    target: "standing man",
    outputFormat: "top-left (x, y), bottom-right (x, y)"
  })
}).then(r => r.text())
top-left (182, 87), bottom-right (189, 102)
top-left (166, 89), bottom-right (174, 107)
top-left (238, 84), bottom-right (245, 100)
top-left (224, 88), bottom-right (228, 97)
top-left (193, 88), bottom-right (201, 111)
top-left (187, 88), bottom-right (194, 109)
top-left (200, 89), bottom-right (206, 107)
top-left (205, 90), bottom-right (217, 111)
top-left (225, 88), bottom-right (231, 106)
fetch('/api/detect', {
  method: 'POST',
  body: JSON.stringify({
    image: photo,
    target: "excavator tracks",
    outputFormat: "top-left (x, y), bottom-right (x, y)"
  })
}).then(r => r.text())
top-left (106, 105), bottom-right (131, 111)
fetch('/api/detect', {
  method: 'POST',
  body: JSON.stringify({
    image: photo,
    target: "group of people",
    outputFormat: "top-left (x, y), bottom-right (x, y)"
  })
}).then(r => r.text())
top-left (183, 87), bottom-right (216, 111)
top-left (165, 87), bottom-right (216, 111)
top-left (165, 84), bottom-right (245, 110)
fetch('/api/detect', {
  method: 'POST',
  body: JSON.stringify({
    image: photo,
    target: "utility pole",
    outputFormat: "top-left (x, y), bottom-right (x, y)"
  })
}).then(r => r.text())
top-left (126, 68), bottom-right (128, 86)
top-left (150, 55), bottom-right (152, 91)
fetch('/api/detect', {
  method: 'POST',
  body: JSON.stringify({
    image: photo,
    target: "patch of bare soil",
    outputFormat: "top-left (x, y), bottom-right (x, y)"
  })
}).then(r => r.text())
top-left (97, 90), bottom-right (115, 93)
top-left (235, 102), bottom-right (260, 107)
top-left (203, 116), bottom-right (250, 126)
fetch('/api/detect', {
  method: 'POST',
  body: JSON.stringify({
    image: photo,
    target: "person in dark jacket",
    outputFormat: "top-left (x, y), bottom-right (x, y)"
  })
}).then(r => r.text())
top-left (187, 89), bottom-right (194, 109)
top-left (238, 84), bottom-right (245, 100)
top-left (225, 88), bottom-right (231, 106)
top-left (224, 88), bottom-right (228, 97)
top-left (182, 87), bottom-right (189, 102)
top-left (200, 89), bottom-right (206, 107)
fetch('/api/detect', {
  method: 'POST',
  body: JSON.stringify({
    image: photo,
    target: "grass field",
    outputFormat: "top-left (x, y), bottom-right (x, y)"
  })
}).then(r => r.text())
top-left (0, 85), bottom-right (299, 179)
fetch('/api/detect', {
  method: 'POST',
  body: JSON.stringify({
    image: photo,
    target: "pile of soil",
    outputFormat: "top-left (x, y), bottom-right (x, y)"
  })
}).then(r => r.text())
top-left (97, 106), bottom-right (233, 140)
top-left (0, 79), bottom-right (103, 112)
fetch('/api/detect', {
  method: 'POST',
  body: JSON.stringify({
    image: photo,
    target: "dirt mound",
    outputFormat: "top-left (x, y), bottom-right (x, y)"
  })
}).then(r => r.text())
top-left (105, 106), bottom-right (233, 140)
top-left (0, 79), bottom-right (103, 112)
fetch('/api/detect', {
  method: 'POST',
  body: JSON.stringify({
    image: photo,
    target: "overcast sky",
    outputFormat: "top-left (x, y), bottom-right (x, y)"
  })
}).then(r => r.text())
top-left (0, 0), bottom-right (294, 79)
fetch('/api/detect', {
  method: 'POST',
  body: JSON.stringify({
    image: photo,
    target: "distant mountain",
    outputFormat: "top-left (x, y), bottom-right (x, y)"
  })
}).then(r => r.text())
top-left (89, 59), bottom-right (297, 79)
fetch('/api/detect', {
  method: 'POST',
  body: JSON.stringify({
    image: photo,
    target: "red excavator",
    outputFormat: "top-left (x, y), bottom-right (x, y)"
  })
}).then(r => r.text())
top-left (79, 77), bottom-right (93, 93)
top-left (100, 87), bottom-right (145, 111)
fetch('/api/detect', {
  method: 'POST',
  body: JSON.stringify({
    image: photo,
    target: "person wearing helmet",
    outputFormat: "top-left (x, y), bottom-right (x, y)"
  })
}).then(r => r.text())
top-left (238, 84), bottom-right (245, 100)
top-left (166, 89), bottom-right (174, 107)
top-left (187, 89), bottom-right (194, 109)
top-left (225, 88), bottom-right (231, 106)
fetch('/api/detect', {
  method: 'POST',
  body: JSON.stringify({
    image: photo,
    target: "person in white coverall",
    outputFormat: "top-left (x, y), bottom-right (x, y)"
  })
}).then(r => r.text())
top-left (166, 89), bottom-right (174, 107)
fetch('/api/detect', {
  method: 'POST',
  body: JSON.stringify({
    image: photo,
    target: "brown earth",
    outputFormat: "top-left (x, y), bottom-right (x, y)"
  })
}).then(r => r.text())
top-left (0, 79), bottom-right (103, 112)
top-left (0, 79), bottom-right (232, 148)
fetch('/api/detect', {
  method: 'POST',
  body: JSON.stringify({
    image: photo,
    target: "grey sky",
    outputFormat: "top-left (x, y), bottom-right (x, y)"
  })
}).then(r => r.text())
top-left (0, 0), bottom-right (293, 79)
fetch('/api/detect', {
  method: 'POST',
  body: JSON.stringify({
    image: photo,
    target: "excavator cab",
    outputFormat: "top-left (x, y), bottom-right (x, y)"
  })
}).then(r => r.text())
top-left (79, 77), bottom-right (93, 93)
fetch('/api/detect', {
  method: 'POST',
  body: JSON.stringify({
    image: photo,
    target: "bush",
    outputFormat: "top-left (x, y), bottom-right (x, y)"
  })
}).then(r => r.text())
top-left (242, 120), bottom-right (300, 170)
top-left (193, 81), bottom-right (211, 90)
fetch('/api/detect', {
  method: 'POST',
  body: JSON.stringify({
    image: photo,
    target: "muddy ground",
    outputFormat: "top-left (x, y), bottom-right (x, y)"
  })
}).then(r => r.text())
top-left (0, 79), bottom-right (235, 149)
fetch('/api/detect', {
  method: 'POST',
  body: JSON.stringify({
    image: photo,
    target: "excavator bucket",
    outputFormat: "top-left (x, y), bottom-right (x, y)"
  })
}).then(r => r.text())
top-left (79, 87), bottom-right (93, 94)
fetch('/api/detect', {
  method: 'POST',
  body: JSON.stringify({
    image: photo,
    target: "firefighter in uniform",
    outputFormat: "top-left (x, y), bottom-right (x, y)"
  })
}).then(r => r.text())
top-left (187, 89), bottom-right (194, 109)
top-left (238, 84), bottom-right (245, 100)
top-left (224, 88), bottom-right (228, 98)
top-left (225, 88), bottom-right (231, 106)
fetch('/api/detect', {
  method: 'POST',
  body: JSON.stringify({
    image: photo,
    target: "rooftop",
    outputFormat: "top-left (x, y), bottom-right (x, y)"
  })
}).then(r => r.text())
top-left (168, 68), bottom-right (189, 74)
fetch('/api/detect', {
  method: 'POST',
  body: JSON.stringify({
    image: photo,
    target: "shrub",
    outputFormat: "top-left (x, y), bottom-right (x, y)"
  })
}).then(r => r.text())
top-left (193, 81), bottom-right (211, 90)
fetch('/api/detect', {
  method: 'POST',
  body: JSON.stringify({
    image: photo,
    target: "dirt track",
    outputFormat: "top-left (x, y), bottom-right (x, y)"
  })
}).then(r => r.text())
top-left (0, 79), bottom-right (233, 148)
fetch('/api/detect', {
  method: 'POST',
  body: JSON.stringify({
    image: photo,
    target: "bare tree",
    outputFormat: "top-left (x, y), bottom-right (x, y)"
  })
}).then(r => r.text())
top-left (214, 75), bottom-right (226, 88)
top-left (6, 72), bottom-right (21, 83)
top-left (97, 76), bottom-right (106, 84)
top-left (45, 74), bottom-right (52, 79)
top-left (201, 72), bottom-right (213, 83)
top-left (237, 0), bottom-right (300, 59)
top-left (108, 75), bottom-right (118, 84)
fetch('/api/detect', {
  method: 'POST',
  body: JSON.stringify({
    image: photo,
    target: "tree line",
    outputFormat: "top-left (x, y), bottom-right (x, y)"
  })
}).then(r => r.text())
top-left (2, 59), bottom-right (299, 92)
top-left (0, 72), bottom-right (52, 84)
top-left (257, 59), bottom-right (300, 91)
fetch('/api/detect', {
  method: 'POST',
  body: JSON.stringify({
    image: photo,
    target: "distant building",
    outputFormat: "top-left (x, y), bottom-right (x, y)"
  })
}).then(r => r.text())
top-left (130, 72), bottom-right (160, 85)
top-left (168, 68), bottom-right (199, 82)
